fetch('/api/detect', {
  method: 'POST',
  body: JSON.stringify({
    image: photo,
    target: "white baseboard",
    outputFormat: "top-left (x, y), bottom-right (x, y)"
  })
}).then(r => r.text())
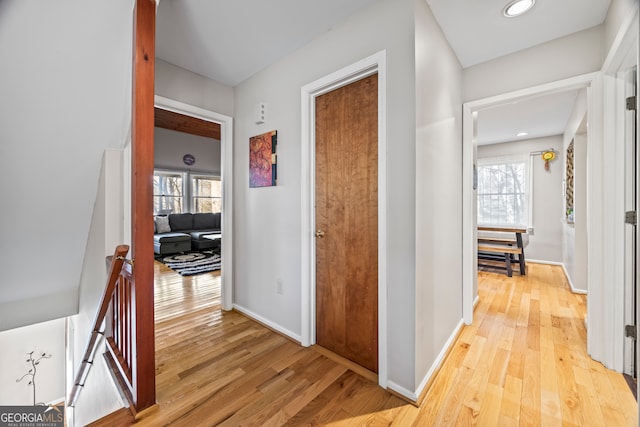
top-left (387, 380), bottom-right (418, 402)
top-left (388, 319), bottom-right (465, 402)
top-left (561, 264), bottom-right (587, 295)
top-left (233, 304), bottom-right (302, 343)
top-left (473, 295), bottom-right (480, 308)
top-left (526, 258), bottom-right (563, 266)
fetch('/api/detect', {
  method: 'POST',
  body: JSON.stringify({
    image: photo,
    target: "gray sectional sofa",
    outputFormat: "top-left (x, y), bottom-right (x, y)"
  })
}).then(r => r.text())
top-left (154, 212), bottom-right (221, 255)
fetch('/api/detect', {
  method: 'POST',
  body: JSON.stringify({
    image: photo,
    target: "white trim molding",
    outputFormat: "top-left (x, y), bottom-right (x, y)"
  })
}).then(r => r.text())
top-left (560, 263), bottom-right (587, 295)
top-left (412, 319), bottom-right (465, 402)
top-left (596, 8), bottom-right (639, 372)
top-left (154, 95), bottom-right (234, 311)
top-left (233, 304), bottom-right (302, 344)
top-left (300, 51), bottom-right (388, 388)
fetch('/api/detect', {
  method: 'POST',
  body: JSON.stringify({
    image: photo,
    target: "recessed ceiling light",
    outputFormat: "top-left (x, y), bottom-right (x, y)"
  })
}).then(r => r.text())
top-left (503, 0), bottom-right (535, 18)
top-left (517, 132), bottom-right (529, 137)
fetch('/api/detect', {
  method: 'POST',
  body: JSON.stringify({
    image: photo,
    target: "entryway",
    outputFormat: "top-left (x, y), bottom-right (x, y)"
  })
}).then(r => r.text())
top-left (153, 96), bottom-right (234, 310)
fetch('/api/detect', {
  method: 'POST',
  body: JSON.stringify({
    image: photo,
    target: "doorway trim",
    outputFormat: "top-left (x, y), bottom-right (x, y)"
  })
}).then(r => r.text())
top-left (462, 72), bottom-right (598, 324)
top-left (300, 50), bottom-right (388, 387)
top-left (601, 10), bottom-right (639, 374)
top-left (154, 95), bottom-right (234, 310)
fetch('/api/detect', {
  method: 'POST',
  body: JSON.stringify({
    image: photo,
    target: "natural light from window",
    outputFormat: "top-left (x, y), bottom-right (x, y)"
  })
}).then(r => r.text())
top-left (154, 171), bottom-right (183, 215)
top-left (154, 170), bottom-right (221, 215)
top-left (477, 158), bottom-right (528, 227)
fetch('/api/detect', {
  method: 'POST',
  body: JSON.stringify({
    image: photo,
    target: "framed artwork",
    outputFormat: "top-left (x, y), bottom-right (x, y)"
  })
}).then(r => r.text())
top-left (565, 140), bottom-right (574, 223)
top-left (249, 130), bottom-right (277, 187)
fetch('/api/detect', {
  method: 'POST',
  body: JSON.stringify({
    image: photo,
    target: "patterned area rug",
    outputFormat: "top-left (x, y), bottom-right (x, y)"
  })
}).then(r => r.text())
top-left (159, 250), bottom-right (221, 276)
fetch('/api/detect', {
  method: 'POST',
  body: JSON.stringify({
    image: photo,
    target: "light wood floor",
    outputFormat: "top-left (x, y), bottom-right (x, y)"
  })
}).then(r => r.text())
top-left (97, 262), bottom-right (637, 426)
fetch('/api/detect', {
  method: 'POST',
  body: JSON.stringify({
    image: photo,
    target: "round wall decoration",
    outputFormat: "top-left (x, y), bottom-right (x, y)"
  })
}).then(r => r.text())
top-left (541, 150), bottom-right (556, 171)
top-left (183, 154), bottom-right (196, 166)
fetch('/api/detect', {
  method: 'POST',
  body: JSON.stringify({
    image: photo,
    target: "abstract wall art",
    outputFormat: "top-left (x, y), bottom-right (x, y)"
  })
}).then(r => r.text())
top-left (249, 130), bottom-right (277, 188)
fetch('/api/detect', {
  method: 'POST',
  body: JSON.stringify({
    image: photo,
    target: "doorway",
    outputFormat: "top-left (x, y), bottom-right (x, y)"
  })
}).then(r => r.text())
top-left (623, 65), bottom-right (637, 380)
top-left (462, 74), bottom-right (596, 325)
top-left (153, 96), bottom-right (234, 310)
top-left (300, 51), bottom-right (388, 386)
top-left (314, 73), bottom-right (378, 373)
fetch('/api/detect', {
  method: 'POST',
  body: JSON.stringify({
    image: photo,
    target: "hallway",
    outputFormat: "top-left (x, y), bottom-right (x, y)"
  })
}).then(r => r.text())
top-left (93, 262), bottom-right (637, 426)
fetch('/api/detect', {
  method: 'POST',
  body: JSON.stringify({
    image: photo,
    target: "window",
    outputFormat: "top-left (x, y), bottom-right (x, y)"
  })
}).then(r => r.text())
top-left (154, 172), bottom-right (183, 215)
top-left (477, 156), bottom-right (528, 227)
top-left (153, 170), bottom-right (221, 214)
top-left (191, 175), bottom-right (221, 213)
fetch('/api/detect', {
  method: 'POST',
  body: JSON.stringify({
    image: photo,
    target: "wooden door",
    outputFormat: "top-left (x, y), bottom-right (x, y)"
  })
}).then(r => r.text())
top-left (315, 73), bottom-right (378, 372)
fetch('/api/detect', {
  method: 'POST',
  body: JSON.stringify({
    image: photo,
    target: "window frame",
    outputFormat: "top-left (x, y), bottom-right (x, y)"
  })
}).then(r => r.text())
top-left (153, 169), bottom-right (185, 215)
top-left (476, 154), bottom-right (531, 228)
top-left (153, 169), bottom-right (221, 215)
top-left (190, 173), bottom-right (222, 214)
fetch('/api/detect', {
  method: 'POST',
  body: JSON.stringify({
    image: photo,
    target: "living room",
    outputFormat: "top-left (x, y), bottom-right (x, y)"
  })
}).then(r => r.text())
top-left (152, 111), bottom-right (223, 276)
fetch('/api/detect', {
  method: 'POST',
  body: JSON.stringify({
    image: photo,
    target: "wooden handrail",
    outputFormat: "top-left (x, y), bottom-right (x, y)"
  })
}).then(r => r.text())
top-left (68, 245), bottom-right (130, 407)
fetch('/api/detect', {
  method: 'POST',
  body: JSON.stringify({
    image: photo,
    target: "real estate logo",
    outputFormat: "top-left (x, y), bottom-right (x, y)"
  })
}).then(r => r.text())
top-left (1, 351), bottom-right (64, 426)
top-left (0, 403), bottom-right (64, 427)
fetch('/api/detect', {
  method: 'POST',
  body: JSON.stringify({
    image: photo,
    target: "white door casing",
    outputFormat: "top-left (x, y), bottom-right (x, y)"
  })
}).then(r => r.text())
top-left (154, 95), bottom-right (234, 311)
top-left (300, 51), bottom-right (388, 389)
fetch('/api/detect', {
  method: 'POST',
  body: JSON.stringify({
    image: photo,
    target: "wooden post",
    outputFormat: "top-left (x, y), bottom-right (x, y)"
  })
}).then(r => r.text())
top-left (130, 0), bottom-right (156, 412)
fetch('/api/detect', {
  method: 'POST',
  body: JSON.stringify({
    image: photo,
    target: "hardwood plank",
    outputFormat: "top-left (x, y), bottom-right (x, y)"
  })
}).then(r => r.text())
top-left (87, 407), bottom-right (134, 426)
top-left (96, 261), bottom-right (638, 426)
top-left (499, 374), bottom-right (522, 422)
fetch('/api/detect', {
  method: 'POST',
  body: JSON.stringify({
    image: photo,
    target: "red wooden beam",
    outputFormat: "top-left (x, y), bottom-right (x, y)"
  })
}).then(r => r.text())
top-left (130, 0), bottom-right (156, 412)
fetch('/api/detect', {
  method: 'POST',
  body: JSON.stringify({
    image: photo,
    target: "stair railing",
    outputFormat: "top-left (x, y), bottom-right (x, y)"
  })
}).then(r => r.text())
top-left (68, 245), bottom-right (130, 407)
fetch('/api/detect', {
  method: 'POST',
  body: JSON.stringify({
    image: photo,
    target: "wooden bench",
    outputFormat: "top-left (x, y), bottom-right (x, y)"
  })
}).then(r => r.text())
top-left (477, 237), bottom-right (517, 246)
top-left (477, 244), bottom-right (525, 277)
top-left (478, 226), bottom-right (527, 277)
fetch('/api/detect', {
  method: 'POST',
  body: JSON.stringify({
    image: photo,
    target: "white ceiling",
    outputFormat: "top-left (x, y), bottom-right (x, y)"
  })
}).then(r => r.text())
top-left (155, 0), bottom-right (611, 144)
top-left (156, 0), bottom-right (379, 87)
top-left (426, 0), bottom-right (609, 144)
top-left (477, 90), bottom-right (580, 145)
top-left (425, 0), bottom-right (611, 68)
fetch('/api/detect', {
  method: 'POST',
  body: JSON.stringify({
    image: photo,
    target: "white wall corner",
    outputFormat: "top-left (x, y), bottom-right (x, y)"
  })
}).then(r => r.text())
top-left (586, 74), bottom-right (607, 366)
top-left (387, 381), bottom-right (418, 403)
top-left (233, 304), bottom-right (302, 344)
top-left (103, 149), bottom-right (125, 255)
top-left (560, 263), bottom-right (587, 295)
top-left (413, 319), bottom-right (465, 402)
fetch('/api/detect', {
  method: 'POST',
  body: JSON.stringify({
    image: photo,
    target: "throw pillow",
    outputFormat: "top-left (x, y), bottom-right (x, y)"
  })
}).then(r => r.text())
top-left (155, 216), bottom-right (171, 234)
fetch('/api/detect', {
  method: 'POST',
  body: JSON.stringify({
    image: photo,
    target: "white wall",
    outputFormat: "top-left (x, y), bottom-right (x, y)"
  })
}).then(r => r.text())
top-left (604, 0), bottom-right (639, 54)
top-left (478, 137), bottom-right (564, 263)
top-left (155, 59), bottom-right (234, 117)
top-left (233, 0), bottom-right (463, 396)
top-left (234, 0), bottom-right (421, 392)
top-left (70, 150), bottom-right (126, 426)
top-left (154, 127), bottom-right (221, 174)
top-left (414, 0), bottom-right (463, 391)
top-left (462, 25), bottom-right (605, 102)
top-left (0, 318), bottom-right (65, 405)
top-left (0, 0), bottom-right (134, 330)
top-left (562, 90), bottom-right (588, 292)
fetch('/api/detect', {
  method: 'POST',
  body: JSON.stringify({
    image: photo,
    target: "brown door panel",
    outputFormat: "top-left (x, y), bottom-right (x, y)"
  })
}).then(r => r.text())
top-left (315, 73), bottom-right (378, 372)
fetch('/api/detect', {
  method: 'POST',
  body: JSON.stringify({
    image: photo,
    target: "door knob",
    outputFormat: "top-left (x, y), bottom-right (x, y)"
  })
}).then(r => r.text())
top-left (315, 229), bottom-right (325, 238)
